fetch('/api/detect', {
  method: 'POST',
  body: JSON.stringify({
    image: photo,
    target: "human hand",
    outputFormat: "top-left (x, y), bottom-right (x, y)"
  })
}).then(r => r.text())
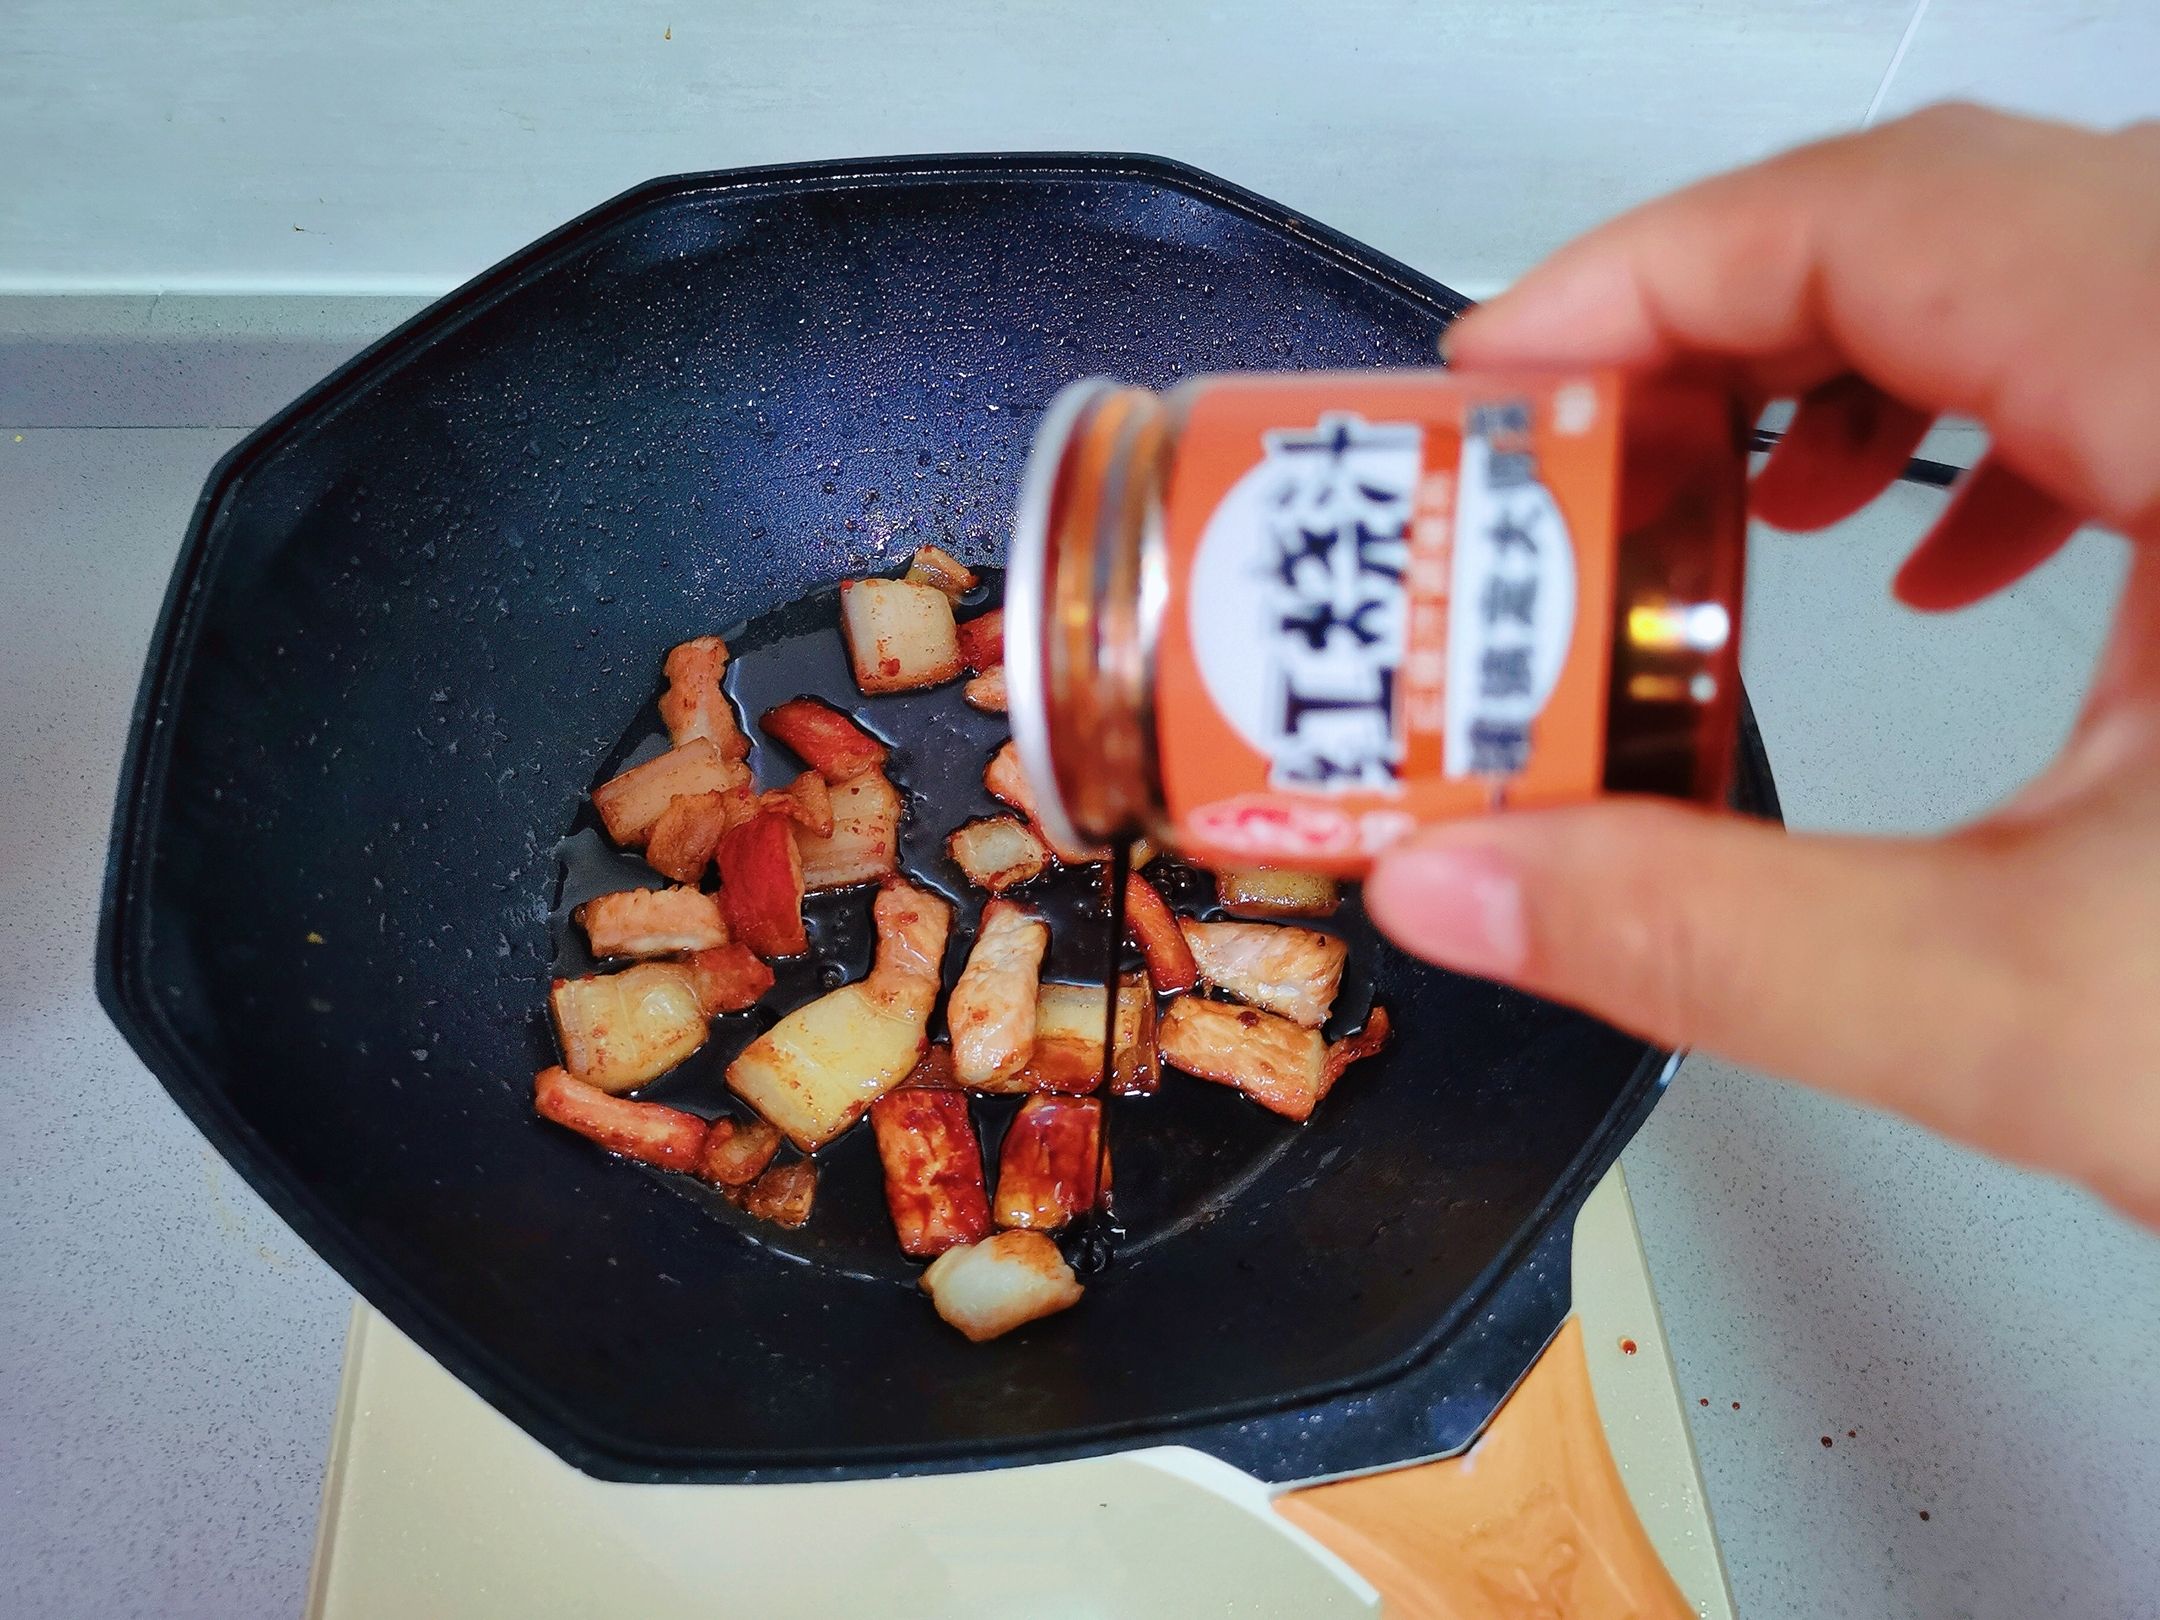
top-left (1366, 105), bottom-right (2160, 1225)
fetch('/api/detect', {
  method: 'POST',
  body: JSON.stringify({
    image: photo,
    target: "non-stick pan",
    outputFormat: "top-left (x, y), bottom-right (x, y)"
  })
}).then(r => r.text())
top-left (99, 155), bottom-right (1776, 1611)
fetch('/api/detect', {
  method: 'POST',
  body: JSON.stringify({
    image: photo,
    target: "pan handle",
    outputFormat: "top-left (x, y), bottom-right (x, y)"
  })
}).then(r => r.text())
top-left (1274, 1317), bottom-right (1692, 1619)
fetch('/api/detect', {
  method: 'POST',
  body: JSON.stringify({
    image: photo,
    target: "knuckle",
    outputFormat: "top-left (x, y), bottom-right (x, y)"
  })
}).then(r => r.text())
top-left (1899, 99), bottom-right (1996, 138)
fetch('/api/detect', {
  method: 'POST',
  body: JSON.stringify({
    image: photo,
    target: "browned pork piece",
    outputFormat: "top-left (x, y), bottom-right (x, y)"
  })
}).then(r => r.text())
top-left (717, 810), bottom-right (808, 959)
top-left (840, 577), bottom-right (963, 693)
top-left (644, 788), bottom-right (735, 883)
top-left (737, 1159), bottom-right (817, 1227)
top-left (1158, 997), bottom-right (1389, 1122)
top-left (795, 769), bottom-right (903, 891)
top-left (575, 886), bottom-right (728, 959)
top-left (725, 879), bottom-right (952, 1150)
top-left (992, 1094), bottom-right (1106, 1232)
top-left (945, 815), bottom-right (1050, 894)
top-left (759, 696), bottom-right (890, 781)
top-left (1323, 1006), bottom-right (1392, 1090)
top-left (657, 636), bottom-right (751, 762)
top-left (1157, 997), bottom-right (1322, 1120)
top-left (954, 607), bottom-right (1002, 674)
top-left (920, 1231), bottom-right (1083, 1342)
top-left (696, 1116), bottom-right (783, 1187)
top-left (592, 737), bottom-right (750, 848)
top-left (1178, 919), bottom-right (1347, 1028)
top-left (684, 944), bottom-right (774, 1015)
top-left (903, 544), bottom-right (979, 598)
top-left (1214, 868), bottom-right (1341, 919)
top-left (975, 975), bottom-right (1156, 1096)
top-left (948, 900), bottom-right (1049, 1087)
top-left (549, 961), bottom-right (708, 1093)
top-left (870, 1087), bottom-right (993, 1258)
top-left (533, 1066), bottom-right (707, 1171)
top-left (1123, 872), bottom-right (1196, 992)
top-left (983, 740), bottom-right (1106, 865)
top-left (760, 770), bottom-right (835, 837)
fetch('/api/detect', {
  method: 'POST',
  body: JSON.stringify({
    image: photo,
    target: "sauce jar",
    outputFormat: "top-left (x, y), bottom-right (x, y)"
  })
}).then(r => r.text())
top-left (1005, 370), bottom-right (1747, 873)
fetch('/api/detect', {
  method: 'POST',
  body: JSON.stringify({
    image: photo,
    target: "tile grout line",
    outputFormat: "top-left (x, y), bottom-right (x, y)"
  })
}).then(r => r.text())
top-left (1864, 0), bottom-right (1933, 128)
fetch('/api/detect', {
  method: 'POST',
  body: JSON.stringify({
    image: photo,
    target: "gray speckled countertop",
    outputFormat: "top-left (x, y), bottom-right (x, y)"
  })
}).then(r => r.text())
top-left (3, 298), bottom-right (2155, 1620)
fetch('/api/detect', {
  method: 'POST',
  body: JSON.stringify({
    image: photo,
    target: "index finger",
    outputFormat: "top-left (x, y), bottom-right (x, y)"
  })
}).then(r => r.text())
top-left (1445, 105), bottom-right (2160, 539)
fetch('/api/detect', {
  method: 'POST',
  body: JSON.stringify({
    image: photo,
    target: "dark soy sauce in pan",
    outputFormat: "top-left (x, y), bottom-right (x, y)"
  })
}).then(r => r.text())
top-left (1070, 840), bottom-right (1130, 1279)
top-left (549, 568), bottom-right (1373, 1288)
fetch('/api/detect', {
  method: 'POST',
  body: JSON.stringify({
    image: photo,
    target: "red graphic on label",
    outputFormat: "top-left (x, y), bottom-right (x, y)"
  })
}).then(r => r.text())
top-left (1187, 796), bottom-right (1359, 859)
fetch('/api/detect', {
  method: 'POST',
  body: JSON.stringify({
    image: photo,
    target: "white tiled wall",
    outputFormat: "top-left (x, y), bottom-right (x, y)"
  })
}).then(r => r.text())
top-left (0, 0), bottom-right (1906, 298)
top-left (1871, 0), bottom-right (2160, 128)
top-left (6, 2), bottom-right (2153, 299)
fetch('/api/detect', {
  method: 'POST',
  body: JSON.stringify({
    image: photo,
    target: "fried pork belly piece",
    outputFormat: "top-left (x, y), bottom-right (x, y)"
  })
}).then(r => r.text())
top-left (946, 815), bottom-right (1050, 894)
top-left (575, 886), bottom-right (728, 959)
top-left (979, 974), bottom-right (1156, 1096)
top-left (993, 1094), bottom-right (1105, 1232)
top-left (983, 740), bottom-right (1104, 865)
top-left (657, 636), bottom-right (751, 762)
top-left (1158, 997), bottom-right (1388, 1121)
top-left (533, 1066), bottom-right (706, 1171)
top-left (593, 738), bottom-right (750, 848)
top-left (684, 943), bottom-right (774, 1015)
top-left (1123, 872), bottom-right (1196, 992)
top-left (795, 769), bottom-right (902, 891)
top-left (726, 879), bottom-right (952, 1149)
top-left (840, 577), bottom-right (963, 693)
top-left (760, 696), bottom-right (889, 782)
top-left (1178, 919), bottom-right (1347, 1029)
top-left (760, 770), bottom-right (834, 837)
top-left (948, 900), bottom-right (1048, 1087)
top-left (904, 544), bottom-right (979, 598)
top-left (644, 789), bottom-right (733, 883)
top-left (870, 1086), bottom-right (992, 1258)
top-left (955, 607), bottom-right (1003, 675)
top-left (920, 1231), bottom-right (1083, 1342)
top-left (717, 810), bottom-right (808, 959)
top-left (737, 1159), bottom-right (817, 1227)
top-left (549, 962), bottom-right (707, 1093)
top-left (696, 1116), bottom-right (783, 1187)
top-left (1214, 868), bottom-right (1340, 919)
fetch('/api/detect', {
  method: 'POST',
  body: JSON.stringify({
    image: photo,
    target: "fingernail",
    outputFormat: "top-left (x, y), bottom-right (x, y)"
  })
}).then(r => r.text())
top-left (1370, 844), bottom-right (1530, 978)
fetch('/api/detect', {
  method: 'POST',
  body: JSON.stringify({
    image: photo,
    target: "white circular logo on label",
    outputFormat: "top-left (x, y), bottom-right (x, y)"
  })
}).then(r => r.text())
top-left (1188, 460), bottom-right (1286, 756)
top-left (1187, 414), bottom-right (1423, 794)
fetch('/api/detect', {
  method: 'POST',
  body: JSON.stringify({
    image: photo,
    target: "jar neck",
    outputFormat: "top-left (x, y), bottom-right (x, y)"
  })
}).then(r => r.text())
top-left (1008, 380), bottom-right (1171, 851)
top-left (1601, 383), bottom-right (1749, 801)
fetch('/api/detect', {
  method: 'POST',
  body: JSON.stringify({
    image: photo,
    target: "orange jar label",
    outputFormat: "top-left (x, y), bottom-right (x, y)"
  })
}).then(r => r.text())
top-left (1155, 371), bottom-right (1623, 872)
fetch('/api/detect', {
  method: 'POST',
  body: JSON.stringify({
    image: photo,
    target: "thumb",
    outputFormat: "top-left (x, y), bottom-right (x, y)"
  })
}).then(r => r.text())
top-left (1364, 800), bottom-right (2035, 1135)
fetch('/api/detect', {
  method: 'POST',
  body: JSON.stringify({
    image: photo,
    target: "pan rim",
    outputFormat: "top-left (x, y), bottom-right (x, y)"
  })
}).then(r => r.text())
top-left (94, 151), bottom-right (1769, 1483)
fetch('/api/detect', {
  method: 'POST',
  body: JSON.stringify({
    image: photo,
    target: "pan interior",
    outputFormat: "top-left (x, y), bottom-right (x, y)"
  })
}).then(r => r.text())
top-left (551, 570), bottom-right (1383, 1282)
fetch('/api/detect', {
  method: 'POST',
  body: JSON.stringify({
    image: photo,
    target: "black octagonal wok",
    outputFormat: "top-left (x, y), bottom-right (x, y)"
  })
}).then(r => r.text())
top-left (99, 155), bottom-right (1774, 1604)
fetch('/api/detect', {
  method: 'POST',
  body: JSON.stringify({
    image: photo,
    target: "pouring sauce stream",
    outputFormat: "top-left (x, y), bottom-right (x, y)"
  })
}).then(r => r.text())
top-left (1069, 840), bottom-right (1130, 1277)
